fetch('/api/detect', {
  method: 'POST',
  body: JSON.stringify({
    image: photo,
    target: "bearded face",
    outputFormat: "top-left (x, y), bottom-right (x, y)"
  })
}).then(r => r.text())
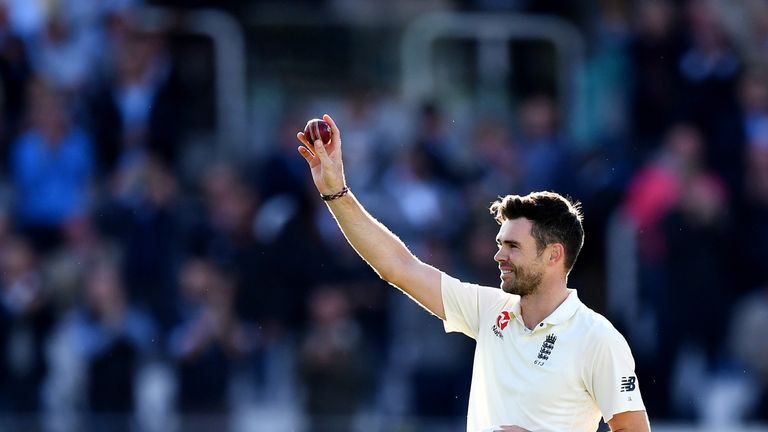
top-left (495, 218), bottom-right (547, 297)
top-left (500, 259), bottom-right (544, 296)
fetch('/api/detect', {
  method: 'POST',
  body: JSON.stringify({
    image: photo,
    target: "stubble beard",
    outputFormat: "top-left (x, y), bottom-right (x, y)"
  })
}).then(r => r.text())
top-left (501, 263), bottom-right (544, 297)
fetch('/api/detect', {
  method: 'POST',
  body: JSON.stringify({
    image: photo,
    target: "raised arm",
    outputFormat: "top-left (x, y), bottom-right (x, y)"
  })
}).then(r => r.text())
top-left (296, 114), bottom-right (444, 319)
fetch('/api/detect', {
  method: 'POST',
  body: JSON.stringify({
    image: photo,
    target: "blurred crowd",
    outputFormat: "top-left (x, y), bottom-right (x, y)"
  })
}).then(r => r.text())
top-left (0, 0), bottom-right (767, 431)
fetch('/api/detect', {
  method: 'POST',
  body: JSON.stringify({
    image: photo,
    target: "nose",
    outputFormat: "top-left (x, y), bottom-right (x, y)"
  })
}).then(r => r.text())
top-left (494, 248), bottom-right (505, 263)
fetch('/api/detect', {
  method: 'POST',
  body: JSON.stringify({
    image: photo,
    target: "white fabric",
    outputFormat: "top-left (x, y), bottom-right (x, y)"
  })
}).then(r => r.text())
top-left (441, 272), bottom-right (646, 432)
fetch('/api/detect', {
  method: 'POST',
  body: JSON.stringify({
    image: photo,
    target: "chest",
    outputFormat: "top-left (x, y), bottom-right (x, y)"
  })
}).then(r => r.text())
top-left (481, 318), bottom-right (590, 402)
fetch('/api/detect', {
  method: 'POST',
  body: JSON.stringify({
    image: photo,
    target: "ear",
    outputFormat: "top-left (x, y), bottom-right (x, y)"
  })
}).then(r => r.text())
top-left (547, 243), bottom-right (565, 267)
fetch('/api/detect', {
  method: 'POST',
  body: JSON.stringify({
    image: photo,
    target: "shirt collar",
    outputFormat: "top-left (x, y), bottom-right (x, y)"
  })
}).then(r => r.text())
top-left (541, 289), bottom-right (582, 325)
top-left (507, 289), bottom-right (582, 327)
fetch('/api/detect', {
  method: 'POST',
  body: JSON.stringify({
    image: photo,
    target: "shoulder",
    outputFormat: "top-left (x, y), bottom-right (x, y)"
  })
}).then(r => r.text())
top-left (441, 272), bottom-right (517, 315)
top-left (442, 272), bottom-right (510, 300)
top-left (574, 305), bottom-right (630, 349)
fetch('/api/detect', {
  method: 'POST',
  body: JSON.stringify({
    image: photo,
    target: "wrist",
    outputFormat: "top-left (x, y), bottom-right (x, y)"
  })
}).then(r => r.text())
top-left (320, 185), bottom-right (349, 201)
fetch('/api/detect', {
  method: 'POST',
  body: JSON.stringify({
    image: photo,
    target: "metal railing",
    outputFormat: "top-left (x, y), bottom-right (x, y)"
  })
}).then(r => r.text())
top-left (400, 12), bottom-right (585, 134)
top-left (134, 7), bottom-right (248, 157)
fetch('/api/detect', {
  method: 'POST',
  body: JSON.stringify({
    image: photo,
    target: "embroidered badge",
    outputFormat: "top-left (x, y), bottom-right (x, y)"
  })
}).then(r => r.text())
top-left (534, 333), bottom-right (557, 366)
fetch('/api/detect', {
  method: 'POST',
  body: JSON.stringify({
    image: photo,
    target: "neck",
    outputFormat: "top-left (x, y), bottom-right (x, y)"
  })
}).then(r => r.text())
top-left (519, 279), bottom-right (570, 330)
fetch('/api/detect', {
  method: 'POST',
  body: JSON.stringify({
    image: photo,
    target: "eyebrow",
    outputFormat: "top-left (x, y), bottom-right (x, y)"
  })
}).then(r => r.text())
top-left (496, 238), bottom-right (520, 247)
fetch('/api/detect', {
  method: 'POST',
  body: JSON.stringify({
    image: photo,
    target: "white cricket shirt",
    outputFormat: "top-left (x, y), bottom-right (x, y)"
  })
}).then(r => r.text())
top-left (441, 272), bottom-right (646, 432)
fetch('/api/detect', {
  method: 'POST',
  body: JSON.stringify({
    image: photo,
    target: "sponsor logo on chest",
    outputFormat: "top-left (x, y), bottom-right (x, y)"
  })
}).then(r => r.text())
top-left (492, 311), bottom-right (560, 367)
top-left (492, 311), bottom-right (511, 339)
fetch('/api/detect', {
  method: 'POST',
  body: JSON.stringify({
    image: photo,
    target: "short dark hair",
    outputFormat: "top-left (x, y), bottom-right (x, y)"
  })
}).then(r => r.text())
top-left (489, 191), bottom-right (585, 273)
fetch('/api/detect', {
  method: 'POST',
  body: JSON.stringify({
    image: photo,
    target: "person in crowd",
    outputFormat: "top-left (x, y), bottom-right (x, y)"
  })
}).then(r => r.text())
top-left (168, 256), bottom-right (254, 429)
top-left (67, 260), bottom-right (156, 432)
top-left (0, 236), bottom-right (55, 430)
top-left (298, 285), bottom-right (373, 432)
top-left (10, 78), bottom-right (94, 252)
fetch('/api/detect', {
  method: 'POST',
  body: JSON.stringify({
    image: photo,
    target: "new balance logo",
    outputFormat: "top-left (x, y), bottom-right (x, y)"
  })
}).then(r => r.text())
top-left (620, 376), bottom-right (636, 392)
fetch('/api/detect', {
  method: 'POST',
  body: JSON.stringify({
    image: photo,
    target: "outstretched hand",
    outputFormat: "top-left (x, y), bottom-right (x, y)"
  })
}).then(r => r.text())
top-left (296, 114), bottom-right (346, 196)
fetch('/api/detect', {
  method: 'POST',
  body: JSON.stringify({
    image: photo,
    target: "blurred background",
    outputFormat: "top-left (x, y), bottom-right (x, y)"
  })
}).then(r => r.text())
top-left (0, 0), bottom-right (766, 431)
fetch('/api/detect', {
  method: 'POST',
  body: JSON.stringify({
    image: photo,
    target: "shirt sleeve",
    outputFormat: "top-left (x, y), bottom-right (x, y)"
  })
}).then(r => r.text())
top-left (586, 327), bottom-right (647, 423)
top-left (441, 272), bottom-right (506, 340)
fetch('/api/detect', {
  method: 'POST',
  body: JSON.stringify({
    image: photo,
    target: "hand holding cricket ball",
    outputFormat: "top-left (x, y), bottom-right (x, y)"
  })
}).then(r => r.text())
top-left (296, 114), bottom-right (347, 198)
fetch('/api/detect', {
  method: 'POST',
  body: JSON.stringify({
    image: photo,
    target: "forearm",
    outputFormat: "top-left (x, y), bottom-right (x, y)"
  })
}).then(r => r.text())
top-left (297, 114), bottom-right (444, 318)
top-left (325, 191), bottom-right (416, 283)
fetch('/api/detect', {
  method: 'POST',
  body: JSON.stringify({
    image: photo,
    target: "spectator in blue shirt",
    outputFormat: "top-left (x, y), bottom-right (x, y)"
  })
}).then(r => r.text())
top-left (11, 78), bottom-right (94, 251)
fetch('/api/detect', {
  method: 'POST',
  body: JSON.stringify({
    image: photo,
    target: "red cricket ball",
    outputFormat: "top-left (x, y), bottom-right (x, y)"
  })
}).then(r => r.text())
top-left (304, 118), bottom-right (332, 145)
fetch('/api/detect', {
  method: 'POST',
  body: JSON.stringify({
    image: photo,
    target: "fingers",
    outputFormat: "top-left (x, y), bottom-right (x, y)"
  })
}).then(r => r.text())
top-left (297, 146), bottom-right (313, 164)
top-left (296, 132), bottom-right (317, 166)
top-left (320, 114), bottom-right (341, 155)
top-left (297, 132), bottom-right (316, 153)
top-left (323, 113), bottom-right (341, 145)
top-left (312, 138), bottom-right (332, 164)
top-left (323, 114), bottom-right (339, 136)
top-left (296, 132), bottom-right (312, 149)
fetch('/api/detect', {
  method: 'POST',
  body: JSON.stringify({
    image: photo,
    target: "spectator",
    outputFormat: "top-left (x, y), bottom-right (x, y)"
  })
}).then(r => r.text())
top-left (380, 144), bottom-right (465, 245)
top-left (628, 0), bottom-right (685, 156)
top-left (27, 11), bottom-right (96, 92)
top-left (515, 94), bottom-right (572, 193)
top-left (736, 145), bottom-right (768, 299)
top-left (298, 286), bottom-right (373, 432)
top-left (169, 257), bottom-right (254, 428)
top-left (200, 163), bottom-right (269, 323)
top-left (661, 169), bottom-right (733, 419)
top-left (86, 28), bottom-right (180, 175)
top-left (10, 78), bottom-right (94, 252)
top-left (410, 102), bottom-right (463, 186)
top-left (0, 236), bottom-right (54, 424)
top-left (333, 90), bottom-right (384, 192)
top-left (114, 157), bottom-right (188, 334)
top-left (678, 0), bottom-right (742, 151)
top-left (463, 118), bottom-right (524, 205)
top-left (620, 123), bottom-right (711, 417)
top-left (0, 2), bottom-right (31, 164)
top-left (728, 280), bottom-right (768, 421)
top-left (42, 212), bottom-right (121, 313)
top-left (622, 124), bottom-right (707, 262)
top-left (66, 260), bottom-right (157, 432)
top-left (715, 69), bottom-right (768, 205)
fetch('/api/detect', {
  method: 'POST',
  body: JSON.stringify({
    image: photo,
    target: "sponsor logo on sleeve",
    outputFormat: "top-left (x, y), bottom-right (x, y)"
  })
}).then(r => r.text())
top-left (620, 376), bottom-right (637, 392)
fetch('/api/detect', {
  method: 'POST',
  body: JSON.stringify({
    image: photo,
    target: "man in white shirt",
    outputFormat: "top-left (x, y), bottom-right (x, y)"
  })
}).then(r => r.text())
top-left (296, 114), bottom-right (651, 432)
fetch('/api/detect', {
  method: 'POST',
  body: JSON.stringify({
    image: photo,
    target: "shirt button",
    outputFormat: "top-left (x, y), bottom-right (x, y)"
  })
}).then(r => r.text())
top-left (539, 323), bottom-right (544, 327)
